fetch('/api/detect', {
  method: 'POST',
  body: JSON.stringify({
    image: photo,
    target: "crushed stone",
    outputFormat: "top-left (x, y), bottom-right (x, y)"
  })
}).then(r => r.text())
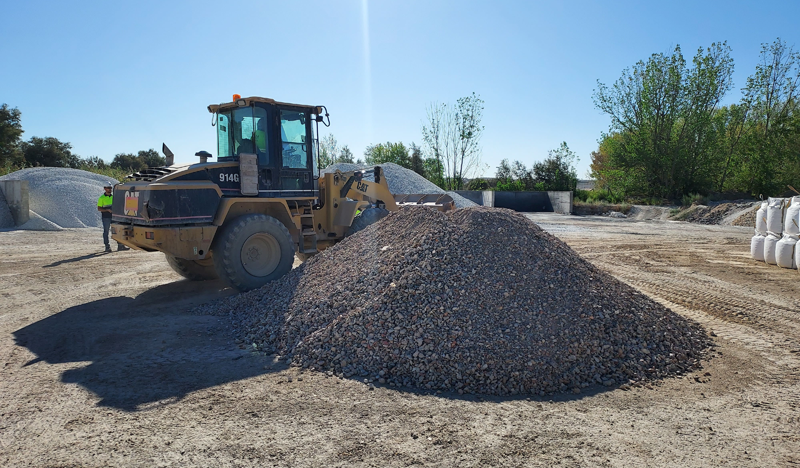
top-left (0, 168), bottom-right (118, 229)
top-left (202, 206), bottom-right (710, 396)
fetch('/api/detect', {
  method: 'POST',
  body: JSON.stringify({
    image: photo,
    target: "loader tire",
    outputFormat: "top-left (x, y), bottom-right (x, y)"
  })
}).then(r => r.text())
top-left (212, 214), bottom-right (294, 291)
top-left (165, 254), bottom-right (218, 281)
top-left (346, 207), bottom-right (390, 237)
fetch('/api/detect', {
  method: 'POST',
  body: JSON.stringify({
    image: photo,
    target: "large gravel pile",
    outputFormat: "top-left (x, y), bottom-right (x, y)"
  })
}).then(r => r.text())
top-left (0, 187), bottom-right (14, 228)
top-left (0, 168), bottom-right (118, 229)
top-left (207, 207), bottom-right (710, 396)
top-left (322, 162), bottom-right (477, 209)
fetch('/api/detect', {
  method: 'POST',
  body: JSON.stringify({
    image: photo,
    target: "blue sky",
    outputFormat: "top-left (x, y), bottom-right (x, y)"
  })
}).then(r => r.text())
top-left (2, 0), bottom-right (799, 179)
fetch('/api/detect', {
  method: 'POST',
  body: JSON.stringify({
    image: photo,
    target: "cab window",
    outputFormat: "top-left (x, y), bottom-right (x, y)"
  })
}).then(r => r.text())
top-left (280, 110), bottom-right (308, 169)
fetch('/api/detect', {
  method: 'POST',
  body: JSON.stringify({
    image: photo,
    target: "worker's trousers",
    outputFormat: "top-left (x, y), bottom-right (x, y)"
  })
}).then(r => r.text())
top-left (102, 217), bottom-right (111, 247)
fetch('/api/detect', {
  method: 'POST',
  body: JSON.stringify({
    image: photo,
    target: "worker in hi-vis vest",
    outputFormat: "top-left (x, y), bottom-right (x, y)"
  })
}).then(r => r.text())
top-left (97, 183), bottom-right (128, 252)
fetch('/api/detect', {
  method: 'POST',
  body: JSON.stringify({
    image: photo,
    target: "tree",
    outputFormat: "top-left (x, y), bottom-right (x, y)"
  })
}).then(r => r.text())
top-left (364, 142), bottom-right (410, 168)
top-left (532, 142), bottom-right (579, 191)
top-left (593, 42), bottom-right (735, 198)
top-left (467, 178), bottom-right (489, 190)
top-left (81, 156), bottom-right (107, 169)
top-left (21, 136), bottom-right (81, 168)
top-left (422, 93), bottom-right (485, 190)
top-left (320, 134), bottom-right (339, 164)
top-left (339, 145), bottom-right (354, 164)
top-left (734, 38), bottom-right (800, 195)
top-left (110, 149), bottom-right (165, 171)
top-left (0, 104), bottom-right (24, 166)
top-left (409, 142), bottom-right (425, 176)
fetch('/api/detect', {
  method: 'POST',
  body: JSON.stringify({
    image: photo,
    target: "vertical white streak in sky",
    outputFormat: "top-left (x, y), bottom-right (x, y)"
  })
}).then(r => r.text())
top-left (361, 0), bottom-right (373, 142)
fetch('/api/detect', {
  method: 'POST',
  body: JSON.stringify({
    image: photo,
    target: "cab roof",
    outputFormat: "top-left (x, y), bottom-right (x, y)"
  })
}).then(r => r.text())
top-left (207, 96), bottom-right (322, 114)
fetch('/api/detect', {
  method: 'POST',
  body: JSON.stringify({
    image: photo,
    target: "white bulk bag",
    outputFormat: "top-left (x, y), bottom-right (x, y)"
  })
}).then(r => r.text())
top-left (755, 201), bottom-right (768, 235)
top-left (751, 234), bottom-right (766, 261)
top-left (764, 234), bottom-right (780, 265)
top-left (766, 197), bottom-right (785, 236)
top-left (784, 196), bottom-right (800, 236)
top-left (776, 235), bottom-right (798, 269)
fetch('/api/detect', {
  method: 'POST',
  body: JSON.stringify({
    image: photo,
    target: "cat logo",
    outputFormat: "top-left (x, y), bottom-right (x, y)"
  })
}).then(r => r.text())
top-left (124, 191), bottom-right (139, 216)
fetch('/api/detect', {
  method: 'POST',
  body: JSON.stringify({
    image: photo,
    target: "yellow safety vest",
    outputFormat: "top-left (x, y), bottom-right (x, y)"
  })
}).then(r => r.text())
top-left (98, 194), bottom-right (113, 208)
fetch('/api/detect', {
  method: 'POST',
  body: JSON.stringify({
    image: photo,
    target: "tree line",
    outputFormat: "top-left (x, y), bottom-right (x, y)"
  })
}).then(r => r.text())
top-left (592, 38), bottom-right (800, 199)
top-left (0, 105), bottom-right (165, 172)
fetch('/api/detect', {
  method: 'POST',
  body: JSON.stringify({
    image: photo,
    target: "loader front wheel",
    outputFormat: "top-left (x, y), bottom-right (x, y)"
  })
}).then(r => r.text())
top-left (212, 214), bottom-right (294, 291)
top-left (165, 254), bottom-right (219, 281)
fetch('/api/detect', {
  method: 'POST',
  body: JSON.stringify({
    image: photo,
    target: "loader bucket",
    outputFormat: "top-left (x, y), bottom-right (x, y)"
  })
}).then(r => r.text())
top-left (393, 193), bottom-right (456, 212)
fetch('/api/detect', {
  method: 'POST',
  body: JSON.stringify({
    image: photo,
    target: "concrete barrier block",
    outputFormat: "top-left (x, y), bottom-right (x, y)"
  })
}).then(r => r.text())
top-left (0, 180), bottom-right (30, 226)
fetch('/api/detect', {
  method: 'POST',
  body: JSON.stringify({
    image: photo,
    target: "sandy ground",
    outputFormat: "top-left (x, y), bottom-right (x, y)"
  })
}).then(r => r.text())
top-left (1, 215), bottom-right (799, 467)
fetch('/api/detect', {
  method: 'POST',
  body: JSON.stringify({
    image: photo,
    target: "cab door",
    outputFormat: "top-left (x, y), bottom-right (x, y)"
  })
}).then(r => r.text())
top-left (278, 107), bottom-right (314, 194)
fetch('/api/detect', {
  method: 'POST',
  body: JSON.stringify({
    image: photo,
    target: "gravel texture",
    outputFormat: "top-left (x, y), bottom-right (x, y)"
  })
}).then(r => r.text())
top-left (322, 162), bottom-right (477, 209)
top-left (0, 187), bottom-right (14, 228)
top-left (0, 168), bottom-right (118, 229)
top-left (205, 207), bottom-right (710, 396)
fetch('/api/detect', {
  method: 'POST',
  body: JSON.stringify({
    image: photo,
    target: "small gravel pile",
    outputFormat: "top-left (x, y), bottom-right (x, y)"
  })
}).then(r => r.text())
top-left (206, 207), bottom-right (709, 396)
top-left (0, 168), bottom-right (118, 229)
top-left (677, 201), bottom-right (759, 225)
top-left (0, 188), bottom-right (14, 228)
top-left (731, 205), bottom-right (759, 227)
top-left (322, 162), bottom-right (477, 209)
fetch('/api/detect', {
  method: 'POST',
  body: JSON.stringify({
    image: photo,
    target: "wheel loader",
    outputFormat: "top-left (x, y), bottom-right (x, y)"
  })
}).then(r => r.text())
top-left (110, 95), bottom-right (454, 291)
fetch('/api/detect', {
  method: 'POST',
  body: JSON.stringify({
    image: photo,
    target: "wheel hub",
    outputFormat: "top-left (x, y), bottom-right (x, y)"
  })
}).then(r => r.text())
top-left (241, 233), bottom-right (281, 277)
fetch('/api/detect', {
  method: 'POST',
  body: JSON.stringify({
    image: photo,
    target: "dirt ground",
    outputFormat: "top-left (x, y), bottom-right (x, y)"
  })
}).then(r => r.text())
top-left (1, 215), bottom-right (799, 467)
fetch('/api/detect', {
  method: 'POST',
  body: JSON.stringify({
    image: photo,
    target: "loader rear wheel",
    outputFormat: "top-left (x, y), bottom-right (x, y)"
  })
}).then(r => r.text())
top-left (165, 254), bottom-right (219, 281)
top-left (346, 207), bottom-right (390, 237)
top-left (212, 214), bottom-right (294, 291)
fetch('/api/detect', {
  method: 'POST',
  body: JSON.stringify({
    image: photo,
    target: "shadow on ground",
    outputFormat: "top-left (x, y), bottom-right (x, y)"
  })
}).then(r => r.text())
top-left (12, 279), bottom-right (281, 411)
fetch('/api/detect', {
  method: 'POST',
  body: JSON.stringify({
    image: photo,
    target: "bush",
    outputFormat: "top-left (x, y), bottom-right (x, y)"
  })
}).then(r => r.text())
top-left (681, 193), bottom-right (707, 207)
top-left (467, 178), bottom-right (489, 191)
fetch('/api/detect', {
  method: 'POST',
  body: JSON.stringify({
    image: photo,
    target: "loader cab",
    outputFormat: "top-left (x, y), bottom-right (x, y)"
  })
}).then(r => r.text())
top-left (214, 99), bottom-right (319, 196)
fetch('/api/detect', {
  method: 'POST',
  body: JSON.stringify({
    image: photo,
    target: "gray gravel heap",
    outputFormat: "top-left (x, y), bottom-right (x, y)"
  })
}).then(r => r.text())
top-left (0, 168), bottom-right (118, 229)
top-left (0, 187), bottom-right (14, 228)
top-left (208, 207), bottom-right (710, 396)
top-left (322, 162), bottom-right (477, 209)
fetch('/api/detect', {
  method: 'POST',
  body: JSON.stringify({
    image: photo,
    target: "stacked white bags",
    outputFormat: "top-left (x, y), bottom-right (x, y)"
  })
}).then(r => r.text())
top-left (776, 196), bottom-right (800, 269)
top-left (764, 198), bottom-right (786, 265)
top-left (751, 202), bottom-right (768, 261)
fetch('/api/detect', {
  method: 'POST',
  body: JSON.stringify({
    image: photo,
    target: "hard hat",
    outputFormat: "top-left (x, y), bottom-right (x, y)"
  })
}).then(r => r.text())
top-left (104, 183), bottom-right (113, 188)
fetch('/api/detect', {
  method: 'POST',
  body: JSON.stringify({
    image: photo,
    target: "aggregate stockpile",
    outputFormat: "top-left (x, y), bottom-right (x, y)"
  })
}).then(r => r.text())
top-left (0, 168), bottom-right (117, 230)
top-left (212, 207), bottom-right (710, 396)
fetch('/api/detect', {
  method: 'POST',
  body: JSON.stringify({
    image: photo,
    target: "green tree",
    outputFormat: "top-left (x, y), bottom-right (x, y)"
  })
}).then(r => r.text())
top-left (593, 42), bottom-right (735, 198)
top-left (364, 142), bottom-right (410, 168)
top-left (409, 142), bottom-right (425, 176)
top-left (467, 178), bottom-right (489, 190)
top-left (110, 149), bottom-right (165, 171)
top-left (734, 38), bottom-right (800, 195)
top-left (422, 93), bottom-right (485, 190)
top-left (532, 142), bottom-right (579, 191)
top-left (0, 104), bottom-right (24, 166)
top-left (22, 136), bottom-right (81, 168)
top-left (81, 156), bottom-right (107, 169)
top-left (339, 145), bottom-right (354, 163)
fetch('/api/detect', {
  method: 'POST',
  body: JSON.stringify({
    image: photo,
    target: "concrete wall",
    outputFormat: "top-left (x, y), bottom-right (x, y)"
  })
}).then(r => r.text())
top-left (493, 190), bottom-right (572, 214)
top-left (0, 180), bottom-right (30, 226)
top-left (546, 191), bottom-right (573, 215)
top-left (453, 190), bottom-right (571, 214)
top-left (453, 190), bottom-right (496, 207)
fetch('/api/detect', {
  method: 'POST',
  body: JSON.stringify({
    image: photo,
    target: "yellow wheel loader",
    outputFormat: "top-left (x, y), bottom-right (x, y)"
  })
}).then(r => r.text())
top-left (110, 95), bottom-right (454, 291)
